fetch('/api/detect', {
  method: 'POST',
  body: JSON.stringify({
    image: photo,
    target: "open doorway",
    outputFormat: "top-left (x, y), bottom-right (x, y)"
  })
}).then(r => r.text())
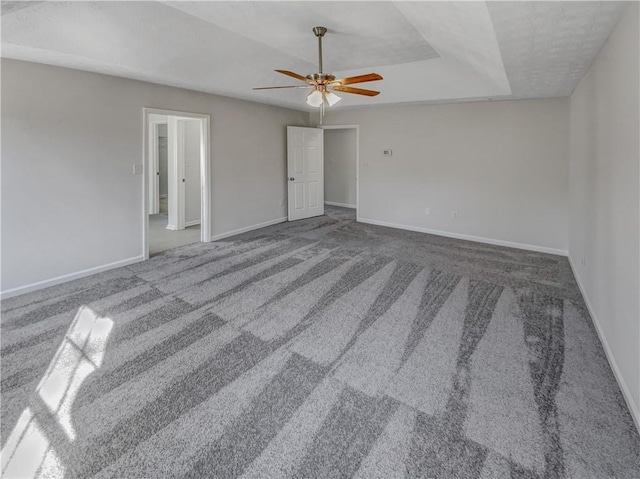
top-left (320, 125), bottom-right (359, 220)
top-left (143, 108), bottom-right (211, 258)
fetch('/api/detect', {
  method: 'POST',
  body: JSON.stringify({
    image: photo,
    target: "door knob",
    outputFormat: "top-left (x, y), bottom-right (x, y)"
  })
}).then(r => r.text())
top-left (289, 177), bottom-right (295, 181)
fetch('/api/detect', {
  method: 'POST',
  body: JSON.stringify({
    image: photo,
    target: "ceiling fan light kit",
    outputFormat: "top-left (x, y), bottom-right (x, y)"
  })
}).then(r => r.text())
top-left (254, 26), bottom-right (383, 118)
top-left (306, 89), bottom-right (324, 107)
top-left (324, 91), bottom-right (341, 106)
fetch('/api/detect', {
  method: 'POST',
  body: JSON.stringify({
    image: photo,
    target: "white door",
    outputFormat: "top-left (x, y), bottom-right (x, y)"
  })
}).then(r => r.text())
top-left (287, 126), bottom-right (324, 221)
top-left (166, 116), bottom-right (183, 230)
top-left (148, 122), bottom-right (162, 215)
top-left (167, 117), bottom-right (204, 231)
top-left (183, 120), bottom-right (202, 227)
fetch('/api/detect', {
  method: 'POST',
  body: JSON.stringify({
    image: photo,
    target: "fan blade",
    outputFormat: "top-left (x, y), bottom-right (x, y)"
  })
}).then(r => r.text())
top-left (275, 70), bottom-right (310, 83)
top-left (331, 73), bottom-right (383, 85)
top-left (253, 85), bottom-right (310, 90)
top-left (332, 85), bottom-right (380, 97)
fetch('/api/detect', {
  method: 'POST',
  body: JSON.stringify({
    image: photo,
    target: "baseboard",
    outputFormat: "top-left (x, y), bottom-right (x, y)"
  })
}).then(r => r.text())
top-left (164, 221), bottom-right (200, 229)
top-left (0, 256), bottom-right (145, 300)
top-left (212, 217), bottom-right (287, 241)
top-left (567, 254), bottom-right (640, 433)
top-left (325, 201), bottom-right (356, 209)
top-left (358, 217), bottom-right (568, 256)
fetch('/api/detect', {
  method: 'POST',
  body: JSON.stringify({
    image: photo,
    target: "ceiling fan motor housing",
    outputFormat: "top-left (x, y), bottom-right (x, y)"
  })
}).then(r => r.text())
top-left (306, 73), bottom-right (336, 84)
top-left (312, 26), bottom-right (327, 37)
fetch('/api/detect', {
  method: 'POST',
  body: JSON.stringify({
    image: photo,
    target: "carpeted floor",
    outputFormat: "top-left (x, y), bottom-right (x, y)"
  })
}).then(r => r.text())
top-left (2, 206), bottom-right (639, 478)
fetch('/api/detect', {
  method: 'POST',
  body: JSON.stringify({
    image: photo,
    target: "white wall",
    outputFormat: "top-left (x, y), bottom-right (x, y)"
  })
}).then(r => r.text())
top-left (321, 98), bottom-right (569, 253)
top-left (183, 119), bottom-right (201, 225)
top-left (568, 3), bottom-right (639, 425)
top-left (1, 59), bottom-right (308, 295)
top-left (324, 129), bottom-right (357, 208)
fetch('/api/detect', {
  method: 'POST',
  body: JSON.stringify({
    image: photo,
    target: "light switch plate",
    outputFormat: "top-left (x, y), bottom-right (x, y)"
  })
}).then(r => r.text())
top-left (133, 164), bottom-right (143, 175)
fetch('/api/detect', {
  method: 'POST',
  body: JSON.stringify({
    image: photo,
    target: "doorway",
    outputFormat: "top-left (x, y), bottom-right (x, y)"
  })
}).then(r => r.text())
top-left (320, 125), bottom-right (359, 220)
top-left (143, 108), bottom-right (211, 258)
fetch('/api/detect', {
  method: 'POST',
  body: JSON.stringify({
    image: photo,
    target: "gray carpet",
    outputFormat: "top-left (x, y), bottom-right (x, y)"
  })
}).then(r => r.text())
top-left (2, 206), bottom-right (639, 478)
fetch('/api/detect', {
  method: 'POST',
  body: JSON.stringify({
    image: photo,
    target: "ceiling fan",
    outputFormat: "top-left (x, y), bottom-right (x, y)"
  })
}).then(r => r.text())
top-left (253, 26), bottom-right (383, 112)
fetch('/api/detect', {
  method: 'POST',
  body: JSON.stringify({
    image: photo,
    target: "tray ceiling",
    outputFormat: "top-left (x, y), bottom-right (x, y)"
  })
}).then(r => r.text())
top-left (1, 1), bottom-right (629, 111)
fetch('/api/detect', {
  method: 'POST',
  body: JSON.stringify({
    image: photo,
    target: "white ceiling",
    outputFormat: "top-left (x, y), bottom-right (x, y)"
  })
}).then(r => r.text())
top-left (1, 1), bottom-right (629, 111)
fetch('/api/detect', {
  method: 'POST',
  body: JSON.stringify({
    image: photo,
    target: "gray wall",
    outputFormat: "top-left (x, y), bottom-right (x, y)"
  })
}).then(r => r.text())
top-left (1, 59), bottom-right (308, 293)
top-left (324, 129), bottom-right (357, 208)
top-left (320, 98), bottom-right (569, 253)
top-left (568, 3), bottom-right (639, 423)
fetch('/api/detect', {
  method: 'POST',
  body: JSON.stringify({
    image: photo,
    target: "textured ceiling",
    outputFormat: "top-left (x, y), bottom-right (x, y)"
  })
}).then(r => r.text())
top-left (488, 1), bottom-right (629, 99)
top-left (0, 1), bottom-right (629, 111)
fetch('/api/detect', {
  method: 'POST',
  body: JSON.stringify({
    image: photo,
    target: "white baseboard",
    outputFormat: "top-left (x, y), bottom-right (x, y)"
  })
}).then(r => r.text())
top-left (325, 201), bottom-right (356, 209)
top-left (164, 221), bottom-right (200, 229)
top-left (357, 217), bottom-right (568, 256)
top-left (0, 256), bottom-right (145, 300)
top-left (212, 217), bottom-right (287, 241)
top-left (567, 254), bottom-right (640, 433)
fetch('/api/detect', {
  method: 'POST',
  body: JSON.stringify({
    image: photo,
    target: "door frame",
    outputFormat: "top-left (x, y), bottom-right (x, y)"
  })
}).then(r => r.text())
top-left (143, 107), bottom-right (212, 260)
top-left (319, 124), bottom-right (360, 221)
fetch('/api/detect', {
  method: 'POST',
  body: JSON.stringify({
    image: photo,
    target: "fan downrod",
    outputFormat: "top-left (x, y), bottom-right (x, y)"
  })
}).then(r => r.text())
top-left (312, 26), bottom-right (327, 74)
